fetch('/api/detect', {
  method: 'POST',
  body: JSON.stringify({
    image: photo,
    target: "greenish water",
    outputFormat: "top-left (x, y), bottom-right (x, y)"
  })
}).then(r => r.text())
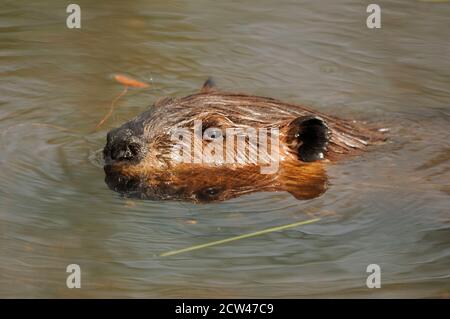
top-left (0, 0), bottom-right (449, 298)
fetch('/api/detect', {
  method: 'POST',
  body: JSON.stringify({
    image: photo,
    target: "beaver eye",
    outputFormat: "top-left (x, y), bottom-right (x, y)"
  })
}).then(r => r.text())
top-left (196, 186), bottom-right (223, 202)
top-left (203, 127), bottom-right (223, 141)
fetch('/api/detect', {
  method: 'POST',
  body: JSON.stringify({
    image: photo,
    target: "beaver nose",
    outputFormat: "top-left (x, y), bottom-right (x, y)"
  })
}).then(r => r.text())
top-left (104, 129), bottom-right (144, 163)
top-left (110, 140), bottom-right (142, 161)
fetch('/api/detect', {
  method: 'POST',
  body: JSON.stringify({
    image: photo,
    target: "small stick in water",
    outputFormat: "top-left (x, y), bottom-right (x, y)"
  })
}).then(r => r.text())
top-left (96, 74), bottom-right (150, 129)
top-left (160, 217), bottom-right (321, 257)
top-left (96, 85), bottom-right (128, 129)
top-left (113, 74), bottom-right (150, 88)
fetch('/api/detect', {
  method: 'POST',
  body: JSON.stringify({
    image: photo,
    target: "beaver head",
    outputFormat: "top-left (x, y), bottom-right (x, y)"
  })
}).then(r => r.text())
top-left (103, 79), bottom-right (384, 203)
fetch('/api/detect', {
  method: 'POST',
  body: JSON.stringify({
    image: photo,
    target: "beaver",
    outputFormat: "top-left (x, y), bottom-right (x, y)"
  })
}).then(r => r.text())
top-left (103, 79), bottom-right (385, 203)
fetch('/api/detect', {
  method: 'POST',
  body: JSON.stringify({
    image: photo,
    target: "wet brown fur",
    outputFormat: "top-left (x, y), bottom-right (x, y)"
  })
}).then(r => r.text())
top-left (104, 81), bottom-right (385, 202)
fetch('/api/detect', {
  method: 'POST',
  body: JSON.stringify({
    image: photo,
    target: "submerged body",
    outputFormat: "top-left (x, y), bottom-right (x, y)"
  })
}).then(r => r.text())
top-left (103, 80), bottom-right (385, 202)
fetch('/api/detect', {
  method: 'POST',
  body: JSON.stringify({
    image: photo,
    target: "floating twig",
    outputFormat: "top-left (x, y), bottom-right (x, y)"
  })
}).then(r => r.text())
top-left (95, 74), bottom-right (150, 129)
top-left (161, 217), bottom-right (321, 257)
top-left (113, 74), bottom-right (150, 88)
top-left (95, 85), bottom-right (128, 129)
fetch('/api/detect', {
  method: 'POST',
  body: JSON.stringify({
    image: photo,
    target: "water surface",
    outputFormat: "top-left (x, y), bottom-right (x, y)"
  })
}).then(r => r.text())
top-left (0, 0), bottom-right (449, 298)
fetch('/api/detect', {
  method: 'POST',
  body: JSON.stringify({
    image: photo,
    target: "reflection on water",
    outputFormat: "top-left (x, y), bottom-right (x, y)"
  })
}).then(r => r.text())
top-left (0, 0), bottom-right (449, 298)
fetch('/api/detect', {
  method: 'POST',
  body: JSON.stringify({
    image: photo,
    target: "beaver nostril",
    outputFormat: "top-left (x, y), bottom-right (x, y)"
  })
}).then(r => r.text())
top-left (110, 141), bottom-right (142, 162)
top-left (127, 142), bottom-right (141, 158)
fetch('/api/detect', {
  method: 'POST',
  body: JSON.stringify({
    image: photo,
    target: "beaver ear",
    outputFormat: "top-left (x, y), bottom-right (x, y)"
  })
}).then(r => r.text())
top-left (200, 77), bottom-right (217, 93)
top-left (285, 116), bottom-right (330, 162)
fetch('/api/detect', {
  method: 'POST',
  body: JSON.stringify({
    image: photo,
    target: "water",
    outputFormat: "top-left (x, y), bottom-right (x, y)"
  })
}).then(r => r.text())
top-left (1, 0), bottom-right (449, 298)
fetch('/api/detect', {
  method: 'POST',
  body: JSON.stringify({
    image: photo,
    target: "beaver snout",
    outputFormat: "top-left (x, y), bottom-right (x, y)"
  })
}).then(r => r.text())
top-left (103, 128), bottom-right (146, 164)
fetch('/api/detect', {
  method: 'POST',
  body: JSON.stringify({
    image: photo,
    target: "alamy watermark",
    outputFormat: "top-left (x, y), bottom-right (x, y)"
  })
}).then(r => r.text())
top-left (170, 120), bottom-right (280, 174)
top-left (66, 4), bottom-right (81, 29)
top-left (66, 264), bottom-right (81, 288)
top-left (65, 4), bottom-right (382, 30)
top-left (366, 264), bottom-right (381, 288)
top-left (367, 4), bottom-right (381, 29)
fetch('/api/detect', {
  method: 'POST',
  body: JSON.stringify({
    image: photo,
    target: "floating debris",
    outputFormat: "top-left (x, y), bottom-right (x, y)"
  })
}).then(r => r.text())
top-left (161, 217), bottom-right (321, 257)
